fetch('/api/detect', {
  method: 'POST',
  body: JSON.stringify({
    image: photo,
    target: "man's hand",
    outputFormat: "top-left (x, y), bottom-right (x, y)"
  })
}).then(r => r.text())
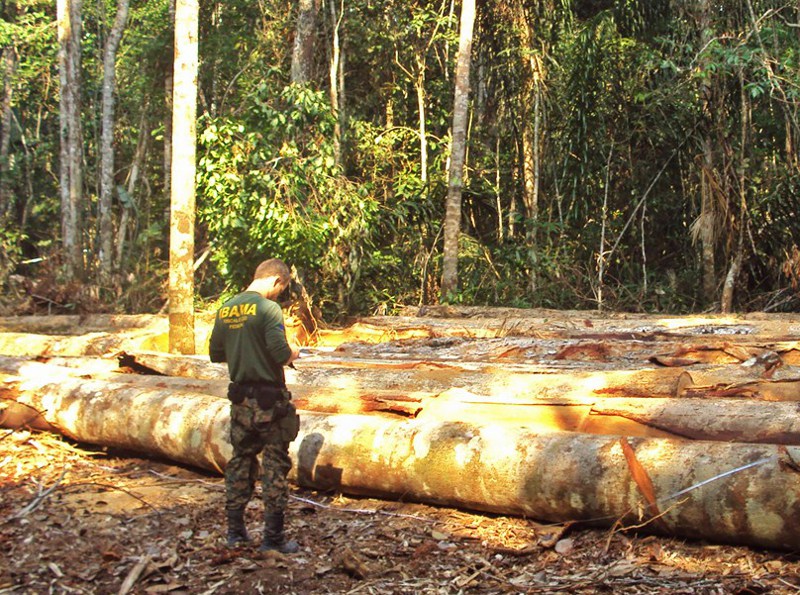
top-left (287, 345), bottom-right (301, 364)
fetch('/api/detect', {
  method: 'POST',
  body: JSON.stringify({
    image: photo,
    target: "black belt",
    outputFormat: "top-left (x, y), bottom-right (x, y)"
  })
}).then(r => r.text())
top-left (228, 381), bottom-right (288, 411)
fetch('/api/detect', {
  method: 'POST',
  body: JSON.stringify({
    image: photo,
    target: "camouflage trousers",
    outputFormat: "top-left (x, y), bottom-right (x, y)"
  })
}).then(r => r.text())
top-left (225, 398), bottom-right (292, 514)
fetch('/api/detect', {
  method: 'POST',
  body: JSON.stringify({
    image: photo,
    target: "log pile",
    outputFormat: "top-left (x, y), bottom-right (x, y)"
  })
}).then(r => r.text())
top-left (2, 308), bottom-right (800, 550)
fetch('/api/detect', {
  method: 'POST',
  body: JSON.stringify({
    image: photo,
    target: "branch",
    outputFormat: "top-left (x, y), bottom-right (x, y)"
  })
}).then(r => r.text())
top-left (8, 469), bottom-right (68, 521)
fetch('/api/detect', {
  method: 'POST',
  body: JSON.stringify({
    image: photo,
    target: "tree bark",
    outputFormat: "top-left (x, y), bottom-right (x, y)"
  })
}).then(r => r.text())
top-left (720, 68), bottom-right (750, 314)
top-left (98, 0), bottom-right (130, 285)
top-left (328, 0), bottom-right (342, 165)
top-left (415, 67), bottom-right (428, 184)
top-left (441, 0), bottom-right (476, 300)
top-left (114, 348), bottom-right (800, 401)
top-left (4, 373), bottom-right (800, 551)
top-left (6, 354), bottom-right (800, 445)
top-left (115, 105), bottom-right (150, 271)
top-left (0, 45), bottom-right (17, 219)
top-left (163, 1), bottom-right (174, 215)
top-left (168, 0), bottom-right (198, 354)
top-left (291, 0), bottom-right (318, 84)
top-left (697, 0), bottom-right (718, 306)
top-left (57, 0), bottom-right (84, 279)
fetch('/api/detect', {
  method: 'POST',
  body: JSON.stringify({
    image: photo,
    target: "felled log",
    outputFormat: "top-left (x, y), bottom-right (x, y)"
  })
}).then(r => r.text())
top-left (417, 388), bottom-right (800, 444)
top-left (0, 358), bottom-right (426, 420)
top-left (3, 374), bottom-right (800, 550)
top-left (4, 356), bottom-right (800, 443)
top-left (292, 413), bottom-right (800, 550)
top-left (117, 351), bottom-right (800, 404)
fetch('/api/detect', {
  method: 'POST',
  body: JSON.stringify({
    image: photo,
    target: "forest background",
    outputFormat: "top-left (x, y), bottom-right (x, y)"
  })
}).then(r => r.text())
top-left (1, 0), bottom-right (800, 322)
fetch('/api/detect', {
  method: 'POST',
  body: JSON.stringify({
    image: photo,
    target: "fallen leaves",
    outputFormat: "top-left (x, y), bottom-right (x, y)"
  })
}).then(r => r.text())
top-left (3, 433), bottom-right (800, 595)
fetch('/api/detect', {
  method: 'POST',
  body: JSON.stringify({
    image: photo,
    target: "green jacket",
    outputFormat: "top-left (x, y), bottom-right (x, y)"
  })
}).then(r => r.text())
top-left (208, 291), bottom-right (292, 385)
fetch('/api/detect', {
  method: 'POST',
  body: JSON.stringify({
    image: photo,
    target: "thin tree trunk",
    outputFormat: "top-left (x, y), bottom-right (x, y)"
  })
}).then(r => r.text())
top-left (163, 0), bottom-right (175, 212)
top-left (521, 81), bottom-right (541, 296)
top-left (495, 135), bottom-right (503, 243)
top-left (338, 20), bottom-right (346, 158)
top-left (0, 45), bottom-right (17, 219)
top-left (115, 105), bottom-right (149, 271)
top-left (721, 68), bottom-right (751, 314)
top-left (328, 0), bottom-right (342, 165)
top-left (291, 0), bottom-right (318, 84)
top-left (168, 0), bottom-right (198, 354)
top-left (416, 70), bottom-right (428, 184)
top-left (598, 147), bottom-right (613, 310)
top-left (697, 0), bottom-right (717, 305)
top-left (58, 0), bottom-right (84, 279)
top-left (441, 0), bottom-right (476, 300)
top-left (98, 0), bottom-right (130, 285)
top-left (10, 112), bottom-right (32, 232)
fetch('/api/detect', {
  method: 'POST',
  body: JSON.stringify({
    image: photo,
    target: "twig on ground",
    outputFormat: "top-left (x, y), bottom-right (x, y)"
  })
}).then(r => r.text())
top-left (117, 555), bottom-right (151, 595)
top-left (8, 468), bottom-right (68, 521)
top-left (603, 498), bottom-right (688, 552)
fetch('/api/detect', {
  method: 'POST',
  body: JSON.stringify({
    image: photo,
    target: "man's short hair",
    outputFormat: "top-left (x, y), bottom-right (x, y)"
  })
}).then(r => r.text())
top-left (253, 258), bottom-right (290, 282)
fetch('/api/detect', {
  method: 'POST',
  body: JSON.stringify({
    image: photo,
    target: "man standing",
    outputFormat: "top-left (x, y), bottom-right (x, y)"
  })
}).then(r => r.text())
top-left (209, 258), bottom-right (301, 553)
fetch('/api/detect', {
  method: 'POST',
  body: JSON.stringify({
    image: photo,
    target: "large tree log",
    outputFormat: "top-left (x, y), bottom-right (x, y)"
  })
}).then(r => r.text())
top-left (292, 414), bottom-right (800, 550)
top-left (117, 351), bottom-right (800, 403)
top-left (3, 374), bottom-right (800, 550)
top-left (3, 357), bottom-right (800, 443)
top-left (4, 311), bottom-right (800, 366)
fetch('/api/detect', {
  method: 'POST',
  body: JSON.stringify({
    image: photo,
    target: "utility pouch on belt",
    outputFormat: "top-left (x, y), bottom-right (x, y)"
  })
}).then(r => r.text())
top-left (227, 382), bottom-right (246, 405)
top-left (277, 402), bottom-right (300, 442)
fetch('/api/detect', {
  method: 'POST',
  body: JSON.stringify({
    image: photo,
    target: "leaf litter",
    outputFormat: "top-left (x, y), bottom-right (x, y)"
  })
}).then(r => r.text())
top-left (3, 429), bottom-right (800, 594)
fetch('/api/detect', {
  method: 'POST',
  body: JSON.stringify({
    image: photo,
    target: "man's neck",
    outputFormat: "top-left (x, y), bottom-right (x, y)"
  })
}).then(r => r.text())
top-left (246, 278), bottom-right (279, 300)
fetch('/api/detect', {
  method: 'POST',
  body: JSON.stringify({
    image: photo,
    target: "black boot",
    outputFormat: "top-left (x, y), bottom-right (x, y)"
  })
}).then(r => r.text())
top-left (259, 511), bottom-right (299, 554)
top-left (226, 507), bottom-right (251, 547)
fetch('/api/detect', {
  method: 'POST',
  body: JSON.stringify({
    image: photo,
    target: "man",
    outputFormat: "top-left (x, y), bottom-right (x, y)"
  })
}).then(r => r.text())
top-left (209, 258), bottom-right (301, 553)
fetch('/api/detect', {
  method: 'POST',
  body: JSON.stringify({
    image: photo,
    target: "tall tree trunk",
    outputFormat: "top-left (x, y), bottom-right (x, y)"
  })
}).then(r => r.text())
top-left (114, 105), bottom-right (149, 271)
top-left (0, 45), bottom-right (16, 219)
top-left (328, 0), bottom-right (342, 165)
top-left (163, 0), bottom-right (175, 212)
top-left (415, 67), bottom-right (428, 184)
top-left (57, 0), bottom-right (84, 279)
top-left (98, 0), bottom-right (130, 285)
top-left (168, 0), bottom-right (198, 355)
top-left (440, 0), bottom-right (476, 300)
top-left (291, 0), bottom-right (318, 84)
top-left (521, 81), bottom-right (541, 296)
top-left (697, 0), bottom-right (717, 305)
top-left (721, 68), bottom-right (751, 314)
top-left (514, 2), bottom-right (545, 296)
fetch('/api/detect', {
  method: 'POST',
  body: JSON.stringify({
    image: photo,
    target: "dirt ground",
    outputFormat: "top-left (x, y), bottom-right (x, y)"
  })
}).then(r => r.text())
top-left (3, 428), bottom-right (800, 594)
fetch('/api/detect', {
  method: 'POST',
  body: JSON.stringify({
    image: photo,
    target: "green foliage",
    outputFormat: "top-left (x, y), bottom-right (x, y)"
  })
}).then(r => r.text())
top-left (0, 223), bottom-right (25, 290)
top-left (7, 0), bottom-right (800, 315)
top-left (197, 84), bottom-right (379, 317)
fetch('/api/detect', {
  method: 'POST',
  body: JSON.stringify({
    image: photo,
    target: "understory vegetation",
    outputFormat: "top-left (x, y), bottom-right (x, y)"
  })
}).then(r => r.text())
top-left (2, 0), bottom-right (800, 318)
